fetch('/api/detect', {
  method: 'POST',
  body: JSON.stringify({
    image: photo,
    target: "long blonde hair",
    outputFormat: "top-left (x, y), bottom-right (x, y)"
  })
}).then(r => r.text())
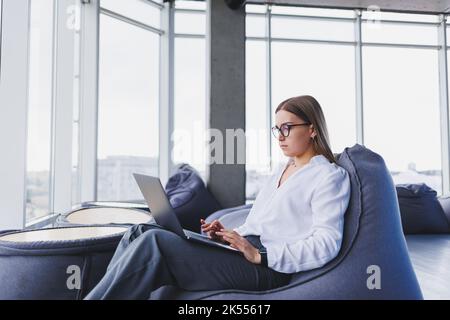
top-left (276, 95), bottom-right (336, 164)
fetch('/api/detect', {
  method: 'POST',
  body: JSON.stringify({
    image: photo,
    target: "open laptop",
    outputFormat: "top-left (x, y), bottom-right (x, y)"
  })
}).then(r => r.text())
top-left (133, 173), bottom-right (240, 253)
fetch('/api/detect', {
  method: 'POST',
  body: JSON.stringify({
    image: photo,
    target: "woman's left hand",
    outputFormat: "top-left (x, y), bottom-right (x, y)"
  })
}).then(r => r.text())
top-left (215, 230), bottom-right (261, 265)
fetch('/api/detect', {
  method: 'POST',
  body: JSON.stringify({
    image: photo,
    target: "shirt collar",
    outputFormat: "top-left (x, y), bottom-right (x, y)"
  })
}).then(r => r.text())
top-left (288, 154), bottom-right (329, 167)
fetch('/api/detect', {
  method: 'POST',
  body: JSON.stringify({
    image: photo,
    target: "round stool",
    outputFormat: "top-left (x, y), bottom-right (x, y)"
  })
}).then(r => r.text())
top-left (56, 207), bottom-right (154, 227)
top-left (0, 226), bottom-right (128, 300)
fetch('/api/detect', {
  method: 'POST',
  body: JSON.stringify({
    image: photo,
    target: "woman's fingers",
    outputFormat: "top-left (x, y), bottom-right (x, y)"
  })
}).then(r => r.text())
top-left (202, 220), bottom-right (222, 232)
top-left (202, 225), bottom-right (218, 233)
top-left (216, 230), bottom-right (243, 248)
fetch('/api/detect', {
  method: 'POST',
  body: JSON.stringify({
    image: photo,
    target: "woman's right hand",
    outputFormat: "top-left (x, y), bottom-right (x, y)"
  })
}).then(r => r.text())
top-left (200, 219), bottom-right (227, 243)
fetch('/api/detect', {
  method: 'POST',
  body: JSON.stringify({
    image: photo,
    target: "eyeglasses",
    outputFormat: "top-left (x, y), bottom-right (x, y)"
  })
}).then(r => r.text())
top-left (271, 123), bottom-right (311, 138)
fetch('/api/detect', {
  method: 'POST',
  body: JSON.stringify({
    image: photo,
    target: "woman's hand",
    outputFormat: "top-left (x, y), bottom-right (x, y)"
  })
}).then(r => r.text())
top-left (200, 219), bottom-right (227, 244)
top-left (215, 229), bottom-right (262, 265)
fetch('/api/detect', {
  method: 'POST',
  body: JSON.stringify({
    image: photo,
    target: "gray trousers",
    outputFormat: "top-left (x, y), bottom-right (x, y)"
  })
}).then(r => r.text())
top-left (84, 224), bottom-right (291, 300)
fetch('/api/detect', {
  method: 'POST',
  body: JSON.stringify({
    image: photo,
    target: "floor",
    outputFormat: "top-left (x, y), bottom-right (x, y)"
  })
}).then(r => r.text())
top-left (405, 234), bottom-right (450, 300)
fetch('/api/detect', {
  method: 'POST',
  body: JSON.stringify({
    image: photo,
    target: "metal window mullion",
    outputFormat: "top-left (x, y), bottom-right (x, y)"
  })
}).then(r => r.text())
top-left (51, 0), bottom-right (77, 215)
top-left (174, 8), bottom-right (205, 14)
top-left (269, 37), bottom-right (355, 46)
top-left (174, 33), bottom-right (204, 39)
top-left (361, 18), bottom-right (439, 26)
top-left (266, 4), bottom-right (273, 172)
top-left (159, 1), bottom-right (175, 187)
top-left (355, 10), bottom-right (364, 145)
top-left (438, 15), bottom-right (450, 196)
top-left (79, 0), bottom-right (99, 203)
top-left (247, 36), bottom-right (438, 49)
top-left (247, 11), bottom-right (356, 23)
top-left (271, 12), bottom-right (355, 23)
top-left (49, 0), bottom-right (58, 218)
top-left (362, 42), bottom-right (440, 50)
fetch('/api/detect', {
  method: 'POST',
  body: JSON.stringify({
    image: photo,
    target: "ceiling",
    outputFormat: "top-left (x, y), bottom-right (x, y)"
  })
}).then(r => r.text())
top-left (246, 0), bottom-right (450, 14)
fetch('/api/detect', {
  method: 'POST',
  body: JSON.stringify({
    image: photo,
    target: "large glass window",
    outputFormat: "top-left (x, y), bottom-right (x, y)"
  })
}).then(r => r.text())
top-left (173, 1), bottom-right (207, 179)
top-left (173, 37), bottom-right (207, 177)
top-left (245, 40), bottom-right (270, 200)
top-left (245, 5), bottom-right (446, 200)
top-left (97, 5), bottom-right (160, 201)
top-left (271, 16), bottom-right (355, 42)
top-left (245, 5), bottom-right (357, 200)
top-left (175, 11), bottom-right (205, 35)
top-left (25, 0), bottom-right (55, 223)
top-left (100, 0), bottom-right (161, 28)
top-left (271, 42), bottom-right (356, 162)
top-left (362, 22), bottom-right (438, 46)
top-left (363, 47), bottom-right (442, 194)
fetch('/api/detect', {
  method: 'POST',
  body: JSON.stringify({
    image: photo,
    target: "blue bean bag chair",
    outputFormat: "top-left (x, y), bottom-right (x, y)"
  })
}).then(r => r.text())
top-left (165, 164), bottom-right (222, 233)
top-left (0, 226), bottom-right (128, 300)
top-left (151, 144), bottom-right (423, 299)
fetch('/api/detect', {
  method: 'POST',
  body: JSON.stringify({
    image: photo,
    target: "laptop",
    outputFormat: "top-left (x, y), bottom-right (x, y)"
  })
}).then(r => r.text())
top-left (133, 173), bottom-right (240, 253)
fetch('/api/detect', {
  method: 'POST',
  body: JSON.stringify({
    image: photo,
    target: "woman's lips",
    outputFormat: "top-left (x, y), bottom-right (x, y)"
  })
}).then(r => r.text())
top-left (280, 145), bottom-right (288, 148)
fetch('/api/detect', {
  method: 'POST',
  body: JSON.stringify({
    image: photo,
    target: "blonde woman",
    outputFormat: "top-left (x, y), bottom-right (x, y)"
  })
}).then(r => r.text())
top-left (86, 95), bottom-right (351, 300)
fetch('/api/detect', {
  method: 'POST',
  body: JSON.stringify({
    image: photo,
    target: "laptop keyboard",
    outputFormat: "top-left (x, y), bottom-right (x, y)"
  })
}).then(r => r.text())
top-left (184, 230), bottom-right (209, 239)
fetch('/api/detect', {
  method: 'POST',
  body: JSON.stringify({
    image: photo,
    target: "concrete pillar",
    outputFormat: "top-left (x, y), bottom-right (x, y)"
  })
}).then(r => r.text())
top-left (206, 0), bottom-right (246, 208)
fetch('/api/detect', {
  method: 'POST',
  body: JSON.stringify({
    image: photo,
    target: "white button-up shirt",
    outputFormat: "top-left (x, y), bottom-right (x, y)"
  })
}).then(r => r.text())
top-left (234, 154), bottom-right (351, 274)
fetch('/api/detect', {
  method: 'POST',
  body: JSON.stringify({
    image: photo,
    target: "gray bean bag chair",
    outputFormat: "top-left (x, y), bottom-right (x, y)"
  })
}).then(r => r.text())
top-left (0, 226), bottom-right (128, 300)
top-left (151, 144), bottom-right (423, 299)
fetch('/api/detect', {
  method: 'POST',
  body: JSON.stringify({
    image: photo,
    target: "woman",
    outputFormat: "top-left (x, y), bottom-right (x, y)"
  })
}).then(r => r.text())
top-left (85, 95), bottom-right (351, 300)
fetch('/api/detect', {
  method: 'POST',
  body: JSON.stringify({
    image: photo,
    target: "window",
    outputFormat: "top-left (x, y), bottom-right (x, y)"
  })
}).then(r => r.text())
top-left (270, 42), bottom-right (356, 162)
top-left (174, 0), bottom-right (205, 10)
top-left (246, 40), bottom-right (270, 200)
top-left (245, 5), bottom-right (447, 200)
top-left (173, 1), bottom-right (207, 179)
top-left (271, 17), bottom-right (355, 42)
top-left (97, 7), bottom-right (160, 201)
top-left (173, 38), bottom-right (207, 177)
top-left (245, 5), bottom-right (357, 201)
top-left (25, 0), bottom-right (55, 222)
top-left (271, 6), bottom-right (356, 19)
top-left (175, 11), bottom-right (205, 35)
top-left (362, 22), bottom-right (438, 46)
top-left (100, 0), bottom-right (161, 28)
top-left (363, 47), bottom-right (442, 194)
top-left (245, 14), bottom-right (265, 38)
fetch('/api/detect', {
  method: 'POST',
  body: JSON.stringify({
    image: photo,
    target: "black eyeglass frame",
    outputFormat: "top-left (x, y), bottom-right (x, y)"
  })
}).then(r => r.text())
top-left (271, 123), bottom-right (311, 138)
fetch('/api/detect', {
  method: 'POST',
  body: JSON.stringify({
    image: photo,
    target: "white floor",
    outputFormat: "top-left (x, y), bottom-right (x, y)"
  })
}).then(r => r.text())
top-left (406, 235), bottom-right (450, 300)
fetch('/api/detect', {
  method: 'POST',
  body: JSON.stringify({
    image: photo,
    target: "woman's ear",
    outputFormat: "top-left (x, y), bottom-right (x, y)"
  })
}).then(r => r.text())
top-left (310, 125), bottom-right (317, 138)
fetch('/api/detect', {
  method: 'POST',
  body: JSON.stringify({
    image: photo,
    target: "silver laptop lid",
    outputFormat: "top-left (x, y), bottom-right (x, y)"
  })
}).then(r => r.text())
top-left (133, 173), bottom-right (186, 238)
